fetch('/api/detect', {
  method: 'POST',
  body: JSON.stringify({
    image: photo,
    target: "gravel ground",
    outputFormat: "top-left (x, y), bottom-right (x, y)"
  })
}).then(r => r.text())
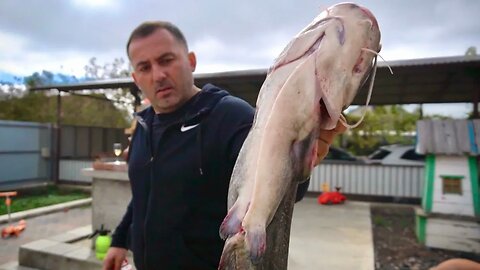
top-left (371, 204), bottom-right (480, 270)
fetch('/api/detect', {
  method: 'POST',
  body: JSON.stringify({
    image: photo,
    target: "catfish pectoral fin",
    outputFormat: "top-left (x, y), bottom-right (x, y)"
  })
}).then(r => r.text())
top-left (220, 202), bottom-right (245, 240)
top-left (218, 233), bottom-right (254, 270)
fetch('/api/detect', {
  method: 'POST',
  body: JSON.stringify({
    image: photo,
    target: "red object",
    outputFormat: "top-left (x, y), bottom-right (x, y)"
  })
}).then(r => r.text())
top-left (317, 187), bottom-right (346, 205)
top-left (1, 191), bottom-right (27, 238)
top-left (2, 220), bottom-right (26, 238)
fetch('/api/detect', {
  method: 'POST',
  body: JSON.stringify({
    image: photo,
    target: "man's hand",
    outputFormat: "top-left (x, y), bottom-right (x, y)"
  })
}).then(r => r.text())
top-left (102, 247), bottom-right (128, 270)
top-left (313, 117), bottom-right (348, 166)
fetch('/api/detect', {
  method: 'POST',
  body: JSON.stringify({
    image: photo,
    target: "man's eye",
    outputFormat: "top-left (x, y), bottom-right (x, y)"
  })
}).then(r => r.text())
top-left (138, 65), bottom-right (150, 72)
top-left (160, 58), bottom-right (174, 65)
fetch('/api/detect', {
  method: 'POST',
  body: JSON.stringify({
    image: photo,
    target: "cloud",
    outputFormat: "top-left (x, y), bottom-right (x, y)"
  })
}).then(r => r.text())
top-left (0, 0), bottom-right (478, 76)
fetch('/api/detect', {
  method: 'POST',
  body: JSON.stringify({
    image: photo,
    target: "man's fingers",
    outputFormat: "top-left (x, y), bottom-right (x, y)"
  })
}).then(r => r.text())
top-left (114, 257), bottom-right (123, 270)
top-left (319, 119), bottom-right (347, 145)
top-left (313, 118), bottom-right (348, 166)
top-left (334, 117), bottom-right (347, 134)
top-left (313, 139), bottom-right (330, 166)
top-left (102, 258), bottom-right (113, 270)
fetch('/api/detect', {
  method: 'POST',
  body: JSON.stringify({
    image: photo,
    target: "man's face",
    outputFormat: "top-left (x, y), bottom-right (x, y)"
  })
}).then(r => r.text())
top-left (129, 29), bottom-right (197, 114)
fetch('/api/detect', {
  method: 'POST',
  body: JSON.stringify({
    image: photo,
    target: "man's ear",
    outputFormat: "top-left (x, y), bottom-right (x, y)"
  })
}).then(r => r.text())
top-left (188, 52), bottom-right (197, 72)
top-left (132, 72), bottom-right (139, 88)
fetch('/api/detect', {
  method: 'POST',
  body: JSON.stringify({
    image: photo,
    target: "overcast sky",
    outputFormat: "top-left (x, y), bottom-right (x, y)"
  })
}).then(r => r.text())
top-left (0, 0), bottom-right (478, 117)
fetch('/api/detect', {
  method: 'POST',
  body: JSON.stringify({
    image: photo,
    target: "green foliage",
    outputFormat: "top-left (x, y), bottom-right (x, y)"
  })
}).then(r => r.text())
top-left (0, 92), bottom-right (56, 122)
top-left (61, 94), bottom-right (130, 127)
top-left (0, 185), bottom-right (90, 215)
top-left (83, 57), bottom-right (135, 116)
top-left (343, 105), bottom-right (421, 155)
top-left (0, 57), bottom-right (133, 127)
top-left (0, 92), bottom-right (129, 127)
top-left (372, 215), bottom-right (389, 227)
top-left (85, 57), bottom-right (130, 80)
top-left (24, 70), bottom-right (54, 88)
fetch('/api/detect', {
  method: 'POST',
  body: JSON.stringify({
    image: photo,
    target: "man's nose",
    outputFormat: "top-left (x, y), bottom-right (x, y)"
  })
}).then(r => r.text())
top-left (152, 64), bottom-right (167, 81)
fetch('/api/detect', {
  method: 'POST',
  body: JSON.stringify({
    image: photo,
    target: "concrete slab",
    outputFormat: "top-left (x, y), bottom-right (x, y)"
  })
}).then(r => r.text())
top-left (48, 225), bottom-right (92, 243)
top-left (43, 242), bottom-right (82, 255)
top-left (288, 198), bottom-right (374, 270)
top-left (18, 226), bottom-right (102, 270)
top-left (4, 197), bottom-right (373, 270)
top-left (0, 206), bottom-right (91, 264)
top-left (0, 261), bottom-right (38, 270)
top-left (18, 239), bottom-right (58, 251)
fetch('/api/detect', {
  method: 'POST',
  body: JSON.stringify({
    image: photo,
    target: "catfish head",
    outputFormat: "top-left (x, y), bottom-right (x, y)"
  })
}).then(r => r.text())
top-left (271, 2), bottom-right (382, 129)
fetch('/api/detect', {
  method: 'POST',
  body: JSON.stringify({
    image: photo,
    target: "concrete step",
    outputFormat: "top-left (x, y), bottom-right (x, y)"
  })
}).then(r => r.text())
top-left (0, 261), bottom-right (38, 270)
top-left (18, 225), bottom-right (102, 270)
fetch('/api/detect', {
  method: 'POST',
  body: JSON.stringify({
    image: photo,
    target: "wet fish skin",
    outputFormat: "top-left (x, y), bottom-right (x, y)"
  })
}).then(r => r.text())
top-left (219, 3), bottom-right (381, 269)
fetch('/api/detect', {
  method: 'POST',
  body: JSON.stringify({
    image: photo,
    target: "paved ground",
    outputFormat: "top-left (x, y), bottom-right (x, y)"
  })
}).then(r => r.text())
top-left (0, 197), bottom-right (374, 270)
top-left (0, 207), bottom-right (91, 264)
top-left (289, 197), bottom-right (374, 270)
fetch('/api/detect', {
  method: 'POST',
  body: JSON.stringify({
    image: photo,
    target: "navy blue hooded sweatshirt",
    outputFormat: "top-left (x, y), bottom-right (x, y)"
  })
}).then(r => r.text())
top-left (111, 84), bottom-right (309, 270)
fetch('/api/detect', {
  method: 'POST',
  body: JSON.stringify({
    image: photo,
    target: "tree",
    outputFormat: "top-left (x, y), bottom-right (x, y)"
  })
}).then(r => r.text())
top-left (0, 84), bottom-right (25, 100)
top-left (0, 57), bottom-right (133, 128)
top-left (342, 105), bottom-right (422, 156)
top-left (24, 70), bottom-right (79, 88)
top-left (0, 91), bottom-right (55, 122)
top-left (84, 57), bottom-right (130, 80)
top-left (83, 57), bottom-right (136, 115)
top-left (0, 91), bottom-right (130, 127)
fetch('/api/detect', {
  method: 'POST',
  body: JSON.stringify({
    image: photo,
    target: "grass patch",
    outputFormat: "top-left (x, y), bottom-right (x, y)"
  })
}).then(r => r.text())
top-left (372, 215), bottom-right (390, 227)
top-left (0, 185), bottom-right (90, 216)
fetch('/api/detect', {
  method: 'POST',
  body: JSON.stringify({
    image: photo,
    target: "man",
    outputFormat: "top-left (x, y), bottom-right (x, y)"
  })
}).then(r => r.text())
top-left (103, 21), bottom-right (345, 270)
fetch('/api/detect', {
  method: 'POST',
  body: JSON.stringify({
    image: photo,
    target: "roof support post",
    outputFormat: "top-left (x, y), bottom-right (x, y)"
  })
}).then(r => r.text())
top-left (53, 89), bottom-right (62, 184)
top-left (473, 87), bottom-right (479, 119)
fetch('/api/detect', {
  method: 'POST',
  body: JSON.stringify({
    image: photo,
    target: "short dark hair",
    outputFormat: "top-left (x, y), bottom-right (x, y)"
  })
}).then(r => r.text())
top-left (126, 21), bottom-right (188, 58)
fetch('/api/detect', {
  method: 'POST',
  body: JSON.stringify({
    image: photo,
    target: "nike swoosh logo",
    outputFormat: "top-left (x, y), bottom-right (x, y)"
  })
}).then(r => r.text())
top-left (180, 123), bottom-right (200, 132)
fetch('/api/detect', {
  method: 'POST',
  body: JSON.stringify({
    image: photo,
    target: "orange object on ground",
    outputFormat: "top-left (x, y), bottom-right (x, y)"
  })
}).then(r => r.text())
top-left (2, 220), bottom-right (26, 238)
top-left (317, 187), bottom-right (346, 205)
top-left (1, 191), bottom-right (27, 238)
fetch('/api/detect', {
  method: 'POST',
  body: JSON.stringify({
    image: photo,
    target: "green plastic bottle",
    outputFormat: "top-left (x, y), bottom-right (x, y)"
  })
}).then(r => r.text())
top-left (91, 224), bottom-right (112, 260)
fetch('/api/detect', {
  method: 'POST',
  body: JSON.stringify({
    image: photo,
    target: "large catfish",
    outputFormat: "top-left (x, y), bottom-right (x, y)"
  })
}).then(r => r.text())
top-left (219, 3), bottom-right (382, 269)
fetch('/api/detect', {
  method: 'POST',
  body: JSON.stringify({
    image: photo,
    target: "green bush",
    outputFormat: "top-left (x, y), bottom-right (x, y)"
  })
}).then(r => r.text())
top-left (0, 185), bottom-right (90, 216)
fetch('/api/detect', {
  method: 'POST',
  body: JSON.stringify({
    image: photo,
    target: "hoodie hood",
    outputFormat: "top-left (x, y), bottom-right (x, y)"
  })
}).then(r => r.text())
top-left (134, 83), bottom-right (230, 129)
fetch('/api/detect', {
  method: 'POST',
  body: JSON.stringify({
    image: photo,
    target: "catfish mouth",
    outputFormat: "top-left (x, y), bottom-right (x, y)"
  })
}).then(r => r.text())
top-left (319, 99), bottom-right (335, 129)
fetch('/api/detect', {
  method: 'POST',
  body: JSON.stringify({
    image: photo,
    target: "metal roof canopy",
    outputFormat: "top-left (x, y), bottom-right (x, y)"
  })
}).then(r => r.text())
top-left (29, 55), bottom-right (480, 184)
top-left (30, 55), bottom-right (480, 108)
top-left (416, 119), bottom-right (480, 156)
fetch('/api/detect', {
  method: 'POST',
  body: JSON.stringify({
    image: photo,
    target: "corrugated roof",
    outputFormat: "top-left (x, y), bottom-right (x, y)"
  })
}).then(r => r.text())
top-left (416, 119), bottom-right (479, 156)
top-left (31, 55), bottom-right (480, 107)
top-left (379, 55), bottom-right (480, 67)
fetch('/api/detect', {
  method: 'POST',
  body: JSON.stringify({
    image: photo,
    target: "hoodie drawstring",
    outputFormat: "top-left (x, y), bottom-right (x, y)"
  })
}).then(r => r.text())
top-left (197, 122), bottom-right (204, 176)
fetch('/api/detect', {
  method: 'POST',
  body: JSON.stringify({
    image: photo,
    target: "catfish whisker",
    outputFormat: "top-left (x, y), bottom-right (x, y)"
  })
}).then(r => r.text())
top-left (361, 48), bottom-right (393, 74)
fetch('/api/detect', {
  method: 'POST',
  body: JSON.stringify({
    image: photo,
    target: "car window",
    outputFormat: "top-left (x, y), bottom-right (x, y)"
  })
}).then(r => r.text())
top-left (400, 149), bottom-right (425, 161)
top-left (325, 147), bottom-right (357, 161)
top-left (325, 148), bottom-right (340, 160)
top-left (336, 151), bottom-right (356, 161)
top-left (369, 149), bottom-right (390, 160)
top-left (325, 151), bottom-right (334, 160)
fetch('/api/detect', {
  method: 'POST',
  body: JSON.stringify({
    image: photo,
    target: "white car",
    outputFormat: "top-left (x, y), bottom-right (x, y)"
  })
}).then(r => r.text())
top-left (323, 146), bottom-right (365, 164)
top-left (366, 145), bottom-right (425, 166)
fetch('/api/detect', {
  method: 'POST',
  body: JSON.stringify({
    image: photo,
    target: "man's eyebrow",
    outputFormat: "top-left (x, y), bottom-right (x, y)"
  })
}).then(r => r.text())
top-left (134, 52), bottom-right (176, 69)
top-left (134, 60), bottom-right (149, 69)
top-left (157, 52), bottom-right (175, 59)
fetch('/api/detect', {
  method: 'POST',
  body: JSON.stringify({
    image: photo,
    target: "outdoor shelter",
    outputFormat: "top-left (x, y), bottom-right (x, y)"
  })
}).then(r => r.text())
top-left (31, 54), bottom-right (480, 109)
top-left (29, 54), bottom-right (480, 183)
top-left (415, 119), bottom-right (480, 253)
